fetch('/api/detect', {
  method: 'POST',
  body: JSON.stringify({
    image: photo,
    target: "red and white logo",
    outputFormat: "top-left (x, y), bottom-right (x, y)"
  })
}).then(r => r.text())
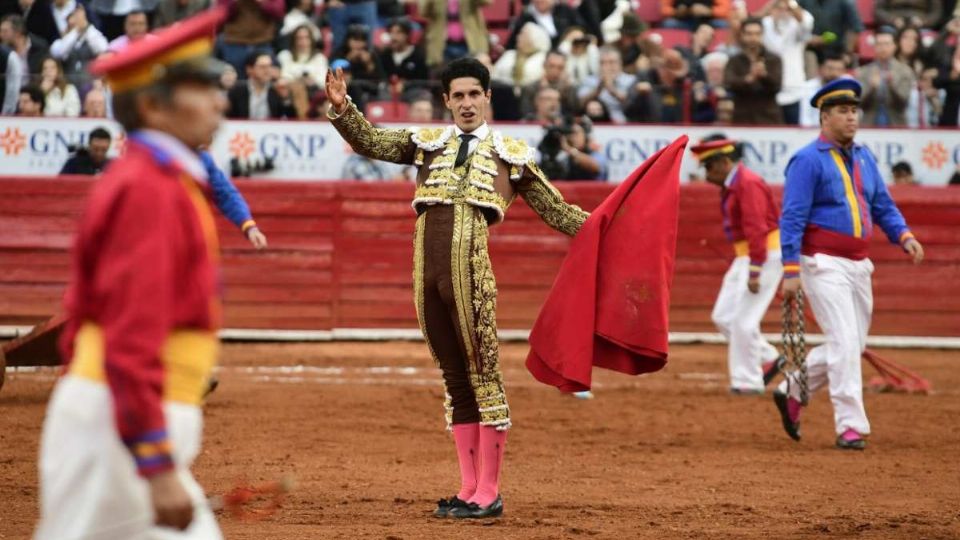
top-left (0, 127), bottom-right (27, 156)
top-left (229, 132), bottom-right (256, 159)
top-left (921, 141), bottom-right (947, 170)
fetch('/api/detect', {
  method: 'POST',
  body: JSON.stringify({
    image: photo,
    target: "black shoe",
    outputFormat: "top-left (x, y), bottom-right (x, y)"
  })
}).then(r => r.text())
top-left (449, 495), bottom-right (503, 519)
top-left (203, 376), bottom-right (219, 398)
top-left (773, 391), bottom-right (801, 441)
top-left (763, 356), bottom-right (786, 386)
top-left (433, 496), bottom-right (468, 518)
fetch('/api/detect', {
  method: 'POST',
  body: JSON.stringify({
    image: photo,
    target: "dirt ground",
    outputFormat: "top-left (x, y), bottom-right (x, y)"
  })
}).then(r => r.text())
top-left (1, 342), bottom-right (959, 539)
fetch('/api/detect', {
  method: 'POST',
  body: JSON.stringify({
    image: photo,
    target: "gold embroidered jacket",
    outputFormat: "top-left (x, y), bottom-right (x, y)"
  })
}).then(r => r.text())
top-left (328, 100), bottom-right (589, 236)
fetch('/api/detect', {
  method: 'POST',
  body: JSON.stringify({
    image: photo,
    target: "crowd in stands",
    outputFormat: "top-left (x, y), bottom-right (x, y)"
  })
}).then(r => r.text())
top-left (3, 0), bottom-right (960, 173)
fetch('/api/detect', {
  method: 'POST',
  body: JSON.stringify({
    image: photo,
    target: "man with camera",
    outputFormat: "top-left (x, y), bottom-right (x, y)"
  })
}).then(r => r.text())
top-left (60, 127), bottom-right (112, 175)
top-left (537, 117), bottom-right (606, 181)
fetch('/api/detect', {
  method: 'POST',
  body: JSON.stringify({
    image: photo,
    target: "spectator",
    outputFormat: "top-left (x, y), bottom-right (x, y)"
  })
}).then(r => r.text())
top-left (907, 66), bottom-right (943, 126)
top-left (577, 46), bottom-right (636, 123)
top-left (661, 0), bottom-right (731, 31)
top-left (60, 127), bottom-right (111, 174)
top-left (419, 0), bottom-right (490, 68)
top-left (759, 0), bottom-right (813, 124)
top-left (929, 17), bottom-right (960, 69)
top-left (215, 0), bottom-right (284, 74)
top-left (17, 83), bottom-right (44, 115)
top-left (378, 18), bottom-right (429, 92)
top-left (227, 52), bottom-right (296, 119)
top-left (88, 0), bottom-right (157, 42)
top-left (724, 17), bottom-right (784, 124)
top-left (558, 26), bottom-right (598, 87)
top-left (678, 23), bottom-right (716, 79)
top-left (335, 25), bottom-right (384, 103)
top-left (492, 22), bottom-right (551, 87)
top-left (278, 0), bottom-right (320, 44)
top-left (39, 56), bottom-right (78, 115)
top-left (890, 161), bottom-right (917, 185)
top-left (582, 96), bottom-right (612, 122)
top-left (896, 25), bottom-right (926, 76)
top-left (934, 43), bottom-right (960, 126)
top-left (693, 51), bottom-right (729, 122)
top-left (153, 0), bottom-right (209, 29)
top-left (0, 42), bottom-right (22, 114)
top-left (799, 52), bottom-right (846, 126)
top-left (407, 94), bottom-right (434, 121)
top-left (628, 48), bottom-right (692, 122)
top-left (798, 0), bottom-right (862, 60)
top-left (82, 85), bottom-right (106, 116)
top-left (51, 0), bottom-right (76, 36)
top-left (715, 95), bottom-right (734, 122)
top-left (50, 4), bottom-right (107, 86)
top-left (278, 24), bottom-right (328, 89)
top-left (1, 13), bottom-right (49, 78)
top-left (856, 28), bottom-right (915, 126)
top-left (613, 13), bottom-right (649, 74)
top-left (562, 118), bottom-right (605, 180)
top-left (19, 0), bottom-right (58, 45)
top-left (578, 0), bottom-right (619, 43)
top-left (525, 85), bottom-right (563, 124)
top-left (220, 63), bottom-right (237, 90)
top-left (875, 0), bottom-right (940, 30)
top-left (326, 0), bottom-right (377, 54)
top-left (507, 0), bottom-right (585, 49)
top-left (949, 165), bottom-right (960, 185)
top-left (520, 50), bottom-right (580, 118)
top-left (106, 10), bottom-right (150, 52)
top-left (341, 143), bottom-right (392, 180)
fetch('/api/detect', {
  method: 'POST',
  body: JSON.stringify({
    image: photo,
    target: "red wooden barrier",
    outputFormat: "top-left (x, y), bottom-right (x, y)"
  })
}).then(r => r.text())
top-left (1, 178), bottom-right (958, 336)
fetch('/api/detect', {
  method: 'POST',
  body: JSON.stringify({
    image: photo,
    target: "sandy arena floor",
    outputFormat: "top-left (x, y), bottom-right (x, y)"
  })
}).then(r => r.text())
top-left (1, 342), bottom-right (958, 539)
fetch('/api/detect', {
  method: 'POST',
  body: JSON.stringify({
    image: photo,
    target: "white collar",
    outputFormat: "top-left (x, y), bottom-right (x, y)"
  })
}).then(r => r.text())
top-left (724, 163), bottom-right (739, 188)
top-left (454, 122), bottom-right (490, 140)
top-left (136, 129), bottom-right (208, 183)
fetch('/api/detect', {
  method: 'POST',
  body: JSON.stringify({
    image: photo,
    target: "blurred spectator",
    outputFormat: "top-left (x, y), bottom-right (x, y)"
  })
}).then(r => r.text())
top-left (678, 23), bottom-right (716, 79)
top-left (39, 56), bottom-right (78, 115)
top-left (419, 0), bottom-right (490, 68)
top-left (890, 161), bottom-right (917, 184)
top-left (577, 46), bottom-right (636, 123)
top-left (875, 0), bottom-right (940, 30)
top-left (17, 83), bottom-right (43, 115)
top-left (278, 0), bottom-right (320, 44)
top-left (934, 42), bottom-right (960, 126)
top-left (628, 48), bottom-right (693, 122)
top-left (60, 127), bottom-right (111, 174)
top-left (907, 66), bottom-right (944, 126)
top-left (799, 52), bottom-right (845, 125)
top-left (278, 23), bottom-right (328, 89)
top-left (537, 117), bottom-right (605, 181)
top-left (693, 51), bottom-right (729, 122)
top-left (896, 26), bottom-right (927, 75)
top-left (342, 143), bottom-right (393, 180)
top-left (661, 0), bottom-right (730, 31)
top-left (492, 22), bottom-right (551, 87)
top-left (856, 28), bottom-right (915, 126)
top-left (153, 0), bottom-right (209, 29)
top-left (582, 96), bottom-right (612, 122)
top-left (82, 85), bottom-right (106, 116)
top-left (798, 0), bottom-right (862, 61)
top-left (929, 17), bottom-right (960, 68)
top-left (1, 13), bottom-right (49, 77)
top-left (0, 42), bottom-right (22, 114)
top-left (51, 0), bottom-right (76, 35)
top-left (376, 0), bottom-right (406, 26)
top-left (724, 17), bottom-right (784, 124)
top-left (106, 10), bottom-right (148, 52)
top-left (525, 85), bottom-right (563, 124)
top-left (50, 4), bottom-right (107, 86)
top-left (326, 0), bottom-right (377, 53)
top-left (335, 25), bottom-right (384, 104)
top-left (715, 95), bottom-right (734, 122)
top-left (19, 0), bottom-right (58, 44)
top-left (759, 0), bottom-right (813, 124)
top-left (507, 0), bottom-right (585, 49)
top-left (220, 62), bottom-right (237, 90)
top-left (520, 50), bottom-right (580, 118)
top-left (378, 18), bottom-right (428, 93)
top-left (577, 0), bottom-right (618, 42)
top-left (558, 26), bottom-right (598, 87)
top-left (215, 0), bottom-right (283, 74)
top-left (407, 94), bottom-right (433, 121)
top-left (227, 52), bottom-right (296, 119)
top-left (613, 13), bottom-right (649, 74)
top-left (949, 165), bottom-right (960, 185)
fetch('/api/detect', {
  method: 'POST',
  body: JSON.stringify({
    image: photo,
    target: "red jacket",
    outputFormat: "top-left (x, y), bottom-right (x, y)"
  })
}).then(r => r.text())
top-left (721, 163), bottom-right (779, 275)
top-left (60, 139), bottom-right (221, 477)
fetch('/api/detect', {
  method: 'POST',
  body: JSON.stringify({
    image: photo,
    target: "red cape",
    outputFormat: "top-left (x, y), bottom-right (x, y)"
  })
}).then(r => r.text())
top-left (526, 136), bottom-right (686, 392)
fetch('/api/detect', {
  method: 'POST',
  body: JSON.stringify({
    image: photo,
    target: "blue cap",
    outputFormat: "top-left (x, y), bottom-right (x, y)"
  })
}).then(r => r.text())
top-left (810, 77), bottom-right (862, 109)
top-left (330, 58), bottom-right (351, 71)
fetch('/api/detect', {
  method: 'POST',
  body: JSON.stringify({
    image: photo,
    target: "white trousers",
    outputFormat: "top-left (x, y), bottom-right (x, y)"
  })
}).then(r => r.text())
top-left (777, 253), bottom-right (873, 436)
top-left (35, 376), bottom-right (222, 540)
top-left (712, 254), bottom-right (783, 391)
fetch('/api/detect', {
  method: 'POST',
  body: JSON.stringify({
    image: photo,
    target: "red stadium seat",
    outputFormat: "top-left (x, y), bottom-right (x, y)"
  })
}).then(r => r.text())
top-left (709, 27), bottom-right (730, 51)
top-left (372, 27), bottom-right (391, 49)
top-left (489, 27), bottom-right (511, 49)
top-left (644, 28), bottom-right (692, 50)
top-left (858, 30), bottom-right (876, 63)
top-left (857, 0), bottom-right (875, 27)
top-left (482, 0), bottom-right (513, 25)
top-left (744, 0), bottom-right (767, 15)
top-left (636, 1), bottom-right (663, 24)
top-left (366, 101), bottom-right (409, 122)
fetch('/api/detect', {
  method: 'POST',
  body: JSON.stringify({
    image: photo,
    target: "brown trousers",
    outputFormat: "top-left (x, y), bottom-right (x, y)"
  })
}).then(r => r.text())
top-left (414, 204), bottom-right (511, 430)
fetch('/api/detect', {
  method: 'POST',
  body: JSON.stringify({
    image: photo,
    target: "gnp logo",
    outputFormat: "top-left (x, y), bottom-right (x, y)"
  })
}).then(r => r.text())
top-left (0, 127), bottom-right (27, 156)
top-left (229, 131), bottom-right (256, 159)
top-left (922, 141), bottom-right (947, 170)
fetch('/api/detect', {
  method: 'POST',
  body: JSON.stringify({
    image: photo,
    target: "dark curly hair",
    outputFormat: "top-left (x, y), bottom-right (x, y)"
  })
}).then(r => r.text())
top-left (440, 57), bottom-right (490, 95)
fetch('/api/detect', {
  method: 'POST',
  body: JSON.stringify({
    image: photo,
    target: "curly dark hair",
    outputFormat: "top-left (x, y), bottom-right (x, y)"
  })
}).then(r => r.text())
top-left (440, 57), bottom-right (490, 95)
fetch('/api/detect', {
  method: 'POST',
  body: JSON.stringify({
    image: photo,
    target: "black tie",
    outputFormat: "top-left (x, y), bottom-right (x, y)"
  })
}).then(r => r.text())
top-left (454, 134), bottom-right (475, 168)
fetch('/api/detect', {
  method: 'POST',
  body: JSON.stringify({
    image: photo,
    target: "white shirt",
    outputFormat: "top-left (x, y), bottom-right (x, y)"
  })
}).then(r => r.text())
top-left (50, 26), bottom-right (110, 59)
top-left (44, 84), bottom-right (81, 117)
top-left (249, 81), bottom-right (270, 120)
top-left (391, 45), bottom-right (415, 68)
top-left (454, 122), bottom-right (490, 157)
top-left (136, 129), bottom-right (208, 183)
top-left (52, 0), bottom-right (76, 35)
top-left (798, 76), bottom-right (822, 127)
top-left (724, 163), bottom-right (739, 188)
top-left (762, 10), bottom-right (814, 106)
top-left (530, 7), bottom-right (557, 38)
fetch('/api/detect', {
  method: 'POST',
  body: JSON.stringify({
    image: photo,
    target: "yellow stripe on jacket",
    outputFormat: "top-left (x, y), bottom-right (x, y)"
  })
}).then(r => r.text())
top-left (829, 149), bottom-right (863, 238)
top-left (68, 322), bottom-right (218, 406)
top-left (733, 229), bottom-right (781, 258)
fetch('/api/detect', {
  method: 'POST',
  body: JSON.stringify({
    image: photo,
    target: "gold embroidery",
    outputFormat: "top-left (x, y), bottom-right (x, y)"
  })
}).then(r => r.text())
top-left (493, 132), bottom-right (533, 165)
top-left (451, 204), bottom-right (477, 369)
top-left (470, 210), bottom-right (500, 374)
top-left (516, 162), bottom-right (590, 237)
top-left (412, 214), bottom-right (439, 366)
top-left (329, 100), bottom-right (416, 164)
top-left (412, 127), bottom-right (454, 150)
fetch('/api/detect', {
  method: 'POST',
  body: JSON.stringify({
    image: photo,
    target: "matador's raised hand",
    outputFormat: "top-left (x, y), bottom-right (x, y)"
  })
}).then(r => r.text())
top-left (326, 67), bottom-right (349, 115)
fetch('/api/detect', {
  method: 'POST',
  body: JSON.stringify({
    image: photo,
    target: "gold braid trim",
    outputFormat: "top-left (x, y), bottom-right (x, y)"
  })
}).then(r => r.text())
top-left (516, 162), bottom-right (590, 237)
top-left (412, 214), bottom-right (440, 367)
top-left (328, 100), bottom-right (416, 164)
top-left (451, 204), bottom-right (478, 369)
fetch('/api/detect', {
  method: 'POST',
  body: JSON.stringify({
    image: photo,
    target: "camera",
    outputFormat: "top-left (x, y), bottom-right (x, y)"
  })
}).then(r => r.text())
top-left (537, 123), bottom-right (572, 180)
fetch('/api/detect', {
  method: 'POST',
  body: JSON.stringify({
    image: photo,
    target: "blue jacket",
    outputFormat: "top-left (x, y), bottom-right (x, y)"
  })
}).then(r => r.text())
top-left (780, 136), bottom-right (912, 276)
top-left (200, 151), bottom-right (256, 232)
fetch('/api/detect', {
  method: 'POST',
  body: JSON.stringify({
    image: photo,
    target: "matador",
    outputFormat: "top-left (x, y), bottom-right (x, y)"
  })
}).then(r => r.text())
top-left (326, 58), bottom-right (589, 519)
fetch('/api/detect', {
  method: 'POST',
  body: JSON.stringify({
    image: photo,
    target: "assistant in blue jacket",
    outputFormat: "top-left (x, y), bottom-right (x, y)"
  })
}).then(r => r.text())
top-left (200, 150), bottom-right (259, 236)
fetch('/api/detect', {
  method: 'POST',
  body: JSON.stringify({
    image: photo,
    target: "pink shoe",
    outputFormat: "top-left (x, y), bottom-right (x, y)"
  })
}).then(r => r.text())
top-left (836, 428), bottom-right (866, 450)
